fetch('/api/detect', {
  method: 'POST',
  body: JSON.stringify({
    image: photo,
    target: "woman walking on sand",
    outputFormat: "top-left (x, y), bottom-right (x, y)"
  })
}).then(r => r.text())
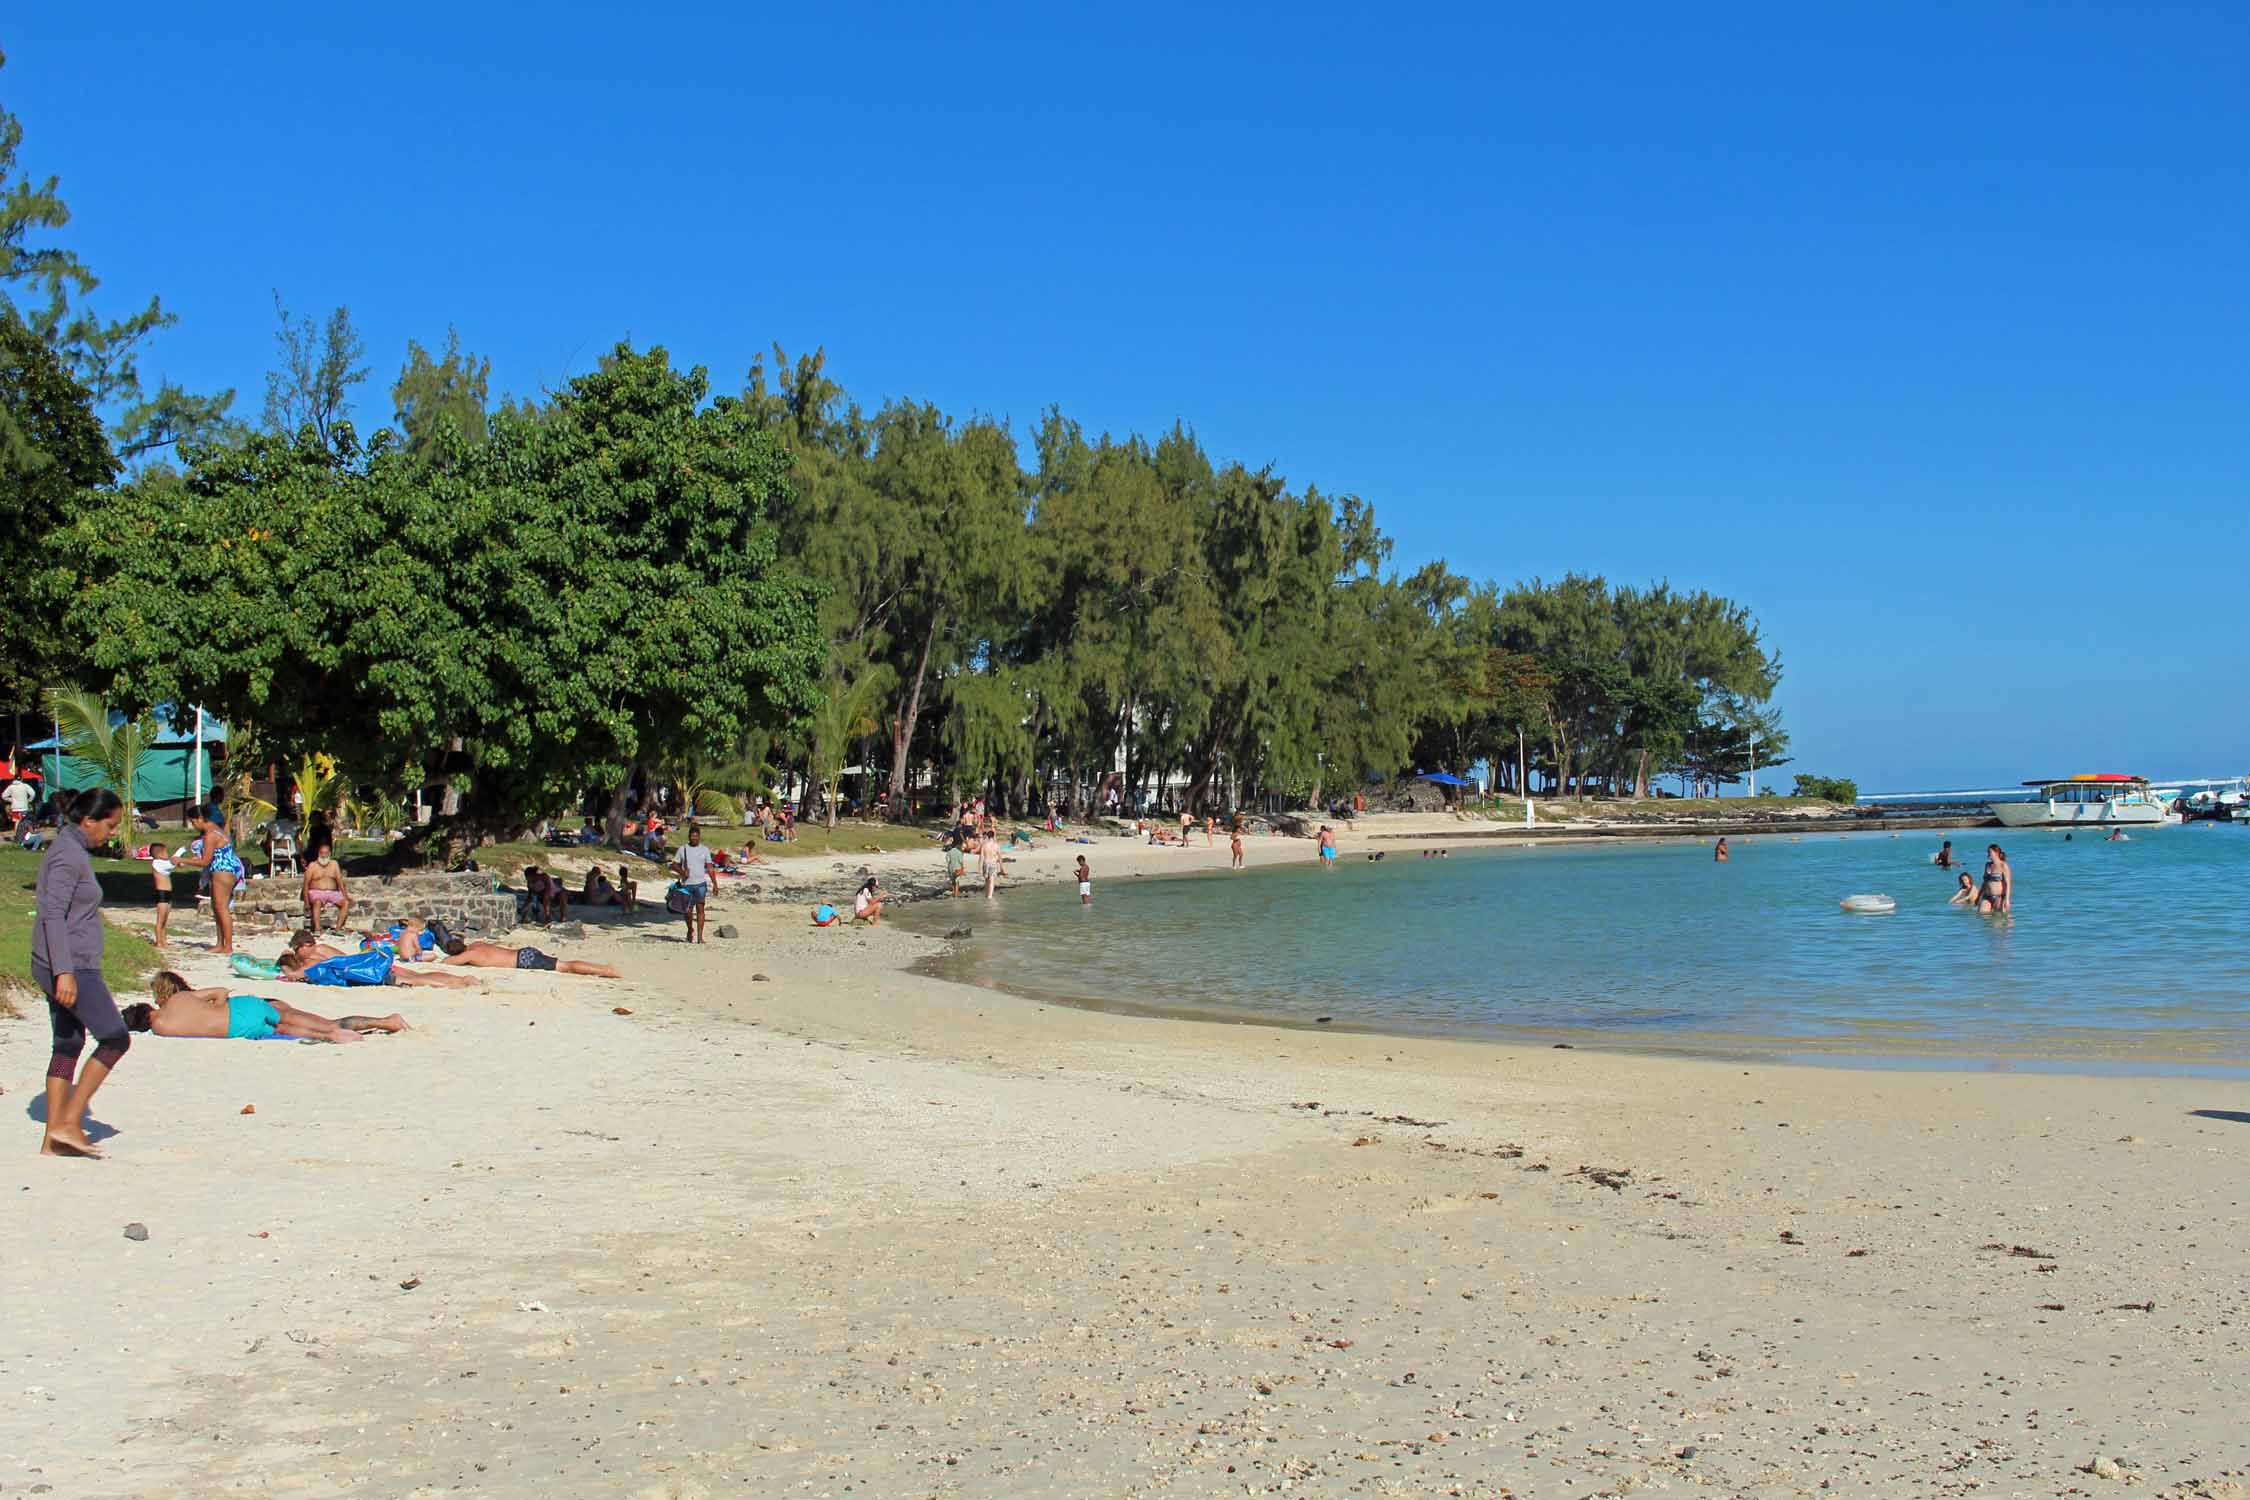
top-left (34, 788), bottom-right (130, 1157)
top-left (171, 803), bottom-right (244, 954)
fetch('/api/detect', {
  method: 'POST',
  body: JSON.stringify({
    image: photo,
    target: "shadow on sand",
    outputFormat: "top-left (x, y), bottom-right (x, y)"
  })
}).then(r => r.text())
top-left (2188, 1109), bottom-right (2250, 1126)
top-left (23, 1096), bottom-right (121, 1144)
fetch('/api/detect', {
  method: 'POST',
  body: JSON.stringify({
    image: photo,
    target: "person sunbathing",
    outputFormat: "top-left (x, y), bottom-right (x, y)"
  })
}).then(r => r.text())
top-left (277, 945), bottom-right (477, 988)
top-left (126, 972), bottom-right (408, 1044)
top-left (437, 937), bottom-right (621, 978)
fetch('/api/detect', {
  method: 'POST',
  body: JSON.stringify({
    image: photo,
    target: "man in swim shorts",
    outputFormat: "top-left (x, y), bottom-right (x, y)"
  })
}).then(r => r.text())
top-left (1317, 825), bottom-right (1337, 869)
top-left (437, 938), bottom-right (621, 978)
top-left (300, 839), bottom-right (352, 932)
top-left (127, 971), bottom-right (408, 1043)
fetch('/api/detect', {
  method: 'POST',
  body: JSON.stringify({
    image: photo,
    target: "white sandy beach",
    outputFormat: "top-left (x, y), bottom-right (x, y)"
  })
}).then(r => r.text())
top-left (3, 827), bottom-right (2246, 1498)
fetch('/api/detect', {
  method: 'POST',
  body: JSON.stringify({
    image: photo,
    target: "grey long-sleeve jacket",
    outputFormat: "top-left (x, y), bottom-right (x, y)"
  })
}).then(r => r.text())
top-left (32, 823), bottom-right (106, 975)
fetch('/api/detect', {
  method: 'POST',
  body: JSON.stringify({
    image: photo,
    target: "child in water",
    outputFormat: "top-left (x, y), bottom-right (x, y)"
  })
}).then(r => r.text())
top-left (1948, 872), bottom-right (1977, 906)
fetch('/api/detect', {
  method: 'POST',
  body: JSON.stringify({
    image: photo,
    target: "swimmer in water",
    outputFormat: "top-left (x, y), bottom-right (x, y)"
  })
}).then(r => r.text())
top-left (2106, 829), bottom-right (2129, 842)
top-left (1713, 837), bottom-right (1730, 863)
top-left (1977, 844), bottom-right (2012, 914)
top-left (1948, 872), bottom-right (1977, 906)
top-left (1934, 840), bottom-right (1956, 869)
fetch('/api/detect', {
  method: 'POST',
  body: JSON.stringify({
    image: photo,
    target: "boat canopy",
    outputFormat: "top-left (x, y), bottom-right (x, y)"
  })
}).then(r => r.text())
top-left (2019, 774), bottom-right (2148, 787)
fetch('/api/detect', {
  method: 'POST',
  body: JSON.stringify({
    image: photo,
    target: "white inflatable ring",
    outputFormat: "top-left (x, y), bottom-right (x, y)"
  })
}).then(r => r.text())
top-left (1839, 894), bottom-right (1896, 915)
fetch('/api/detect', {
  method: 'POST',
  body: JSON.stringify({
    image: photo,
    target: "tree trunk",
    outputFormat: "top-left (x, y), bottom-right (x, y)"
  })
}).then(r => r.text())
top-left (887, 607), bottom-right (943, 806)
top-left (603, 766), bottom-right (637, 850)
top-left (1185, 708), bottom-right (1235, 814)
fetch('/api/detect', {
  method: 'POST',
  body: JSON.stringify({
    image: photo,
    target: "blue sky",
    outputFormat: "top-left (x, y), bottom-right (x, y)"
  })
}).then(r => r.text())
top-left (8, 3), bottom-right (2245, 792)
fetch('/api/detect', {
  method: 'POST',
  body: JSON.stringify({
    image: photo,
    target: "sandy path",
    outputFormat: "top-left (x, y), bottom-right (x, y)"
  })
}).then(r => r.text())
top-left (3, 862), bottom-right (2246, 1498)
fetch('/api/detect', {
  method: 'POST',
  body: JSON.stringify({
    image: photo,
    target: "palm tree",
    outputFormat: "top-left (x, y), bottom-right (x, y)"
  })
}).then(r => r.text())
top-left (289, 752), bottom-right (346, 834)
top-left (44, 688), bottom-right (159, 844)
top-left (805, 664), bottom-right (894, 832)
top-left (668, 731), bottom-right (774, 823)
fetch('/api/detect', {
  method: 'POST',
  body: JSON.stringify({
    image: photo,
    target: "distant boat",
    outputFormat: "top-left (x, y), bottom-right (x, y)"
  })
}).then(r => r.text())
top-left (1988, 775), bottom-right (2167, 830)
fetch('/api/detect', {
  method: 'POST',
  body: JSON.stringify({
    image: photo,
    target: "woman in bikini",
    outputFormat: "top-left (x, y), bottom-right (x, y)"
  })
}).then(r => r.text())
top-left (172, 803), bottom-right (245, 954)
top-left (1977, 844), bottom-right (2013, 914)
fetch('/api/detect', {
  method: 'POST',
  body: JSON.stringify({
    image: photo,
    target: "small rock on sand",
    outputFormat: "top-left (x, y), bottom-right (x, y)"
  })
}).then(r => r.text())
top-left (122, 1222), bottom-right (149, 1242)
top-left (715, 924), bottom-right (740, 939)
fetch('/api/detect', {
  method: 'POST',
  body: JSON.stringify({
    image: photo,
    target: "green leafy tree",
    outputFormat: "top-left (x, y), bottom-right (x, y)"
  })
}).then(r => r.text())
top-left (1792, 773), bottom-right (1857, 804)
top-left (0, 311), bottom-right (116, 701)
top-left (67, 342), bottom-right (825, 853)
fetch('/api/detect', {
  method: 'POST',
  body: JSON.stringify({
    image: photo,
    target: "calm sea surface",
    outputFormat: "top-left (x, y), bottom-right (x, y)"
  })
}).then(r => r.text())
top-left (910, 825), bottom-right (2250, 1073)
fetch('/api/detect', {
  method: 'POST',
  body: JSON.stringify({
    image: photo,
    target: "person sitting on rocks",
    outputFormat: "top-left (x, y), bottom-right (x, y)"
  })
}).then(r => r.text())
top-left (437, 937), bottom-right (621, 978)
top-left (125, 971), bottom-right (408, 1043)
top-left (300, 840), bottom-right (352, 932)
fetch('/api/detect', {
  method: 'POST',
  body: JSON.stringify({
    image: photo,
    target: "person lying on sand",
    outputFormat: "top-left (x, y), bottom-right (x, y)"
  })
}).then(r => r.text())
top-left (126, 972), bottom-right (408, 1044)
top-left (278, 946), bottom-right (478, 988)
top-left (437, 938), bottom-right (621, 978)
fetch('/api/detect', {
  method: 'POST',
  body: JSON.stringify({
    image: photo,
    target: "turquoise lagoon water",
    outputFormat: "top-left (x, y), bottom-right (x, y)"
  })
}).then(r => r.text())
top-left (913, 825), bottom-right (2250, 1071)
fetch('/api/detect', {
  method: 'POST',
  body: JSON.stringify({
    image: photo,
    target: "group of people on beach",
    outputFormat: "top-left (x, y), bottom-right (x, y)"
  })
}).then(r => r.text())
top-left (28, 787), bottom-right (628, 1159)
top-left (941, 802), bottom-right (1009, 900)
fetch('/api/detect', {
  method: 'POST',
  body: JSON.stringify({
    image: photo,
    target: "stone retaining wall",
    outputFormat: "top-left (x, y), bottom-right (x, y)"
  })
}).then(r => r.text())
top-left (227, 871), bottom-right (519, 938)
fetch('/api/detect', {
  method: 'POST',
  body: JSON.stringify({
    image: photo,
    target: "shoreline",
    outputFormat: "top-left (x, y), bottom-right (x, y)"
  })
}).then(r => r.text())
top-left (883, 826), bottom-right (2250, 1081)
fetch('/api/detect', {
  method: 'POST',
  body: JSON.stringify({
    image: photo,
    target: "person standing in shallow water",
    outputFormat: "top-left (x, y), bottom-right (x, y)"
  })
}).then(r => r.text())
top-left (1978, 844), bottom-right (2013, 914)
top-left (34, 788), bottom-right (129, 1157)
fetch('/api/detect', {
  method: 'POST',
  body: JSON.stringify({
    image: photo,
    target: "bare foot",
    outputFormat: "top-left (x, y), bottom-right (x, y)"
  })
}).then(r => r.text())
top-left (42, 1126), bottom-right (103, 1159)
top-left (330, 1028), bottom-right (365, 1045)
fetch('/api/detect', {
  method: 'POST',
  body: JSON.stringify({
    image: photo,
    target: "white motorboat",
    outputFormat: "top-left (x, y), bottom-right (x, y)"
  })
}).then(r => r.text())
top-left (1988, 774), bottom-right (2168, 830)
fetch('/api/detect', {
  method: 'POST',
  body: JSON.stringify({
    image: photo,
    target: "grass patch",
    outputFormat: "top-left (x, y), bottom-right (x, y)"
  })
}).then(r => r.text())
top-left (0, 847), bottom-right (168, 1016)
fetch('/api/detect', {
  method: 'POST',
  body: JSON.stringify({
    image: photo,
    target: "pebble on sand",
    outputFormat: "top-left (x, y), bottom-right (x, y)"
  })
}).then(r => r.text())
top-left (122, 1223), bottom-right (149, 1242)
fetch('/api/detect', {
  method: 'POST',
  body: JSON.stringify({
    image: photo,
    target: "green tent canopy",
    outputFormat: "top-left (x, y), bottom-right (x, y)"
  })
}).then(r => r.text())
top-left (27, 707), bottom-right (225, 807)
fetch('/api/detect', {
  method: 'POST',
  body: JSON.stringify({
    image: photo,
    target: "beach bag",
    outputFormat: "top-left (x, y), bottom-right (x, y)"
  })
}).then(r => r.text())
top-left (302, 949), bottom-right (395, 987)
top-left (665, 881), bottom-right (696, 917)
